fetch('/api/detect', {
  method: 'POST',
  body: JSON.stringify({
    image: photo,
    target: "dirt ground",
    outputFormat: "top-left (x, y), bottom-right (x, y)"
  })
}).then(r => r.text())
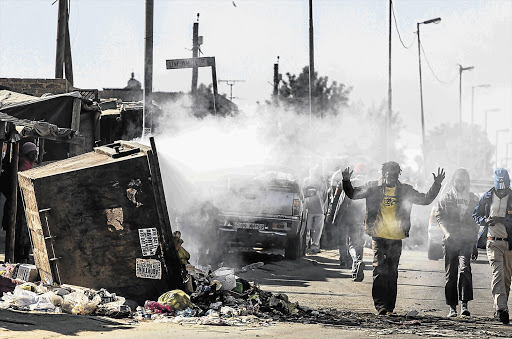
top-left (0, 248), bottom-right (511, 338)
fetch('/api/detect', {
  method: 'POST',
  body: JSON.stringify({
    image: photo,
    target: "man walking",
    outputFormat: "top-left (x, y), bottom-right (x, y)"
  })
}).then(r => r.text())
top-left (342, 161), bottom-right (444, 315)
top-left (436, 168), bottom-right (479, 317)
top-left (473, 168), bottom-right (512, 324)
top-left (304, 166), bottom-right (328, 254)
top-left (337, 162), bottom-right (367, 281)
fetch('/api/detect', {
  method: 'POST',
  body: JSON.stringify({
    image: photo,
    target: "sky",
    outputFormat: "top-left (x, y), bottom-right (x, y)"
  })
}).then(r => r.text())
top-left (1, 0), bottom-right (512, 168)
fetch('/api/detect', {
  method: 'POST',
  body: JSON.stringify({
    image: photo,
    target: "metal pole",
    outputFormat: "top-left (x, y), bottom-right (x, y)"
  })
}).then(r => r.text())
top-left (496, 129), bottom-right (509, 168)
top-left (471, 86), bottom-right (475, 127)
top-left (387, 0), bottom-right (393, 161)
top-left (417, 23), bottom-right (425, 147)
top-left (192, 20), bottom-right (199, 94)
top-left (308, 0), bottom-right (315, 119)
top-left (144, 0), bottom-right (154, 134)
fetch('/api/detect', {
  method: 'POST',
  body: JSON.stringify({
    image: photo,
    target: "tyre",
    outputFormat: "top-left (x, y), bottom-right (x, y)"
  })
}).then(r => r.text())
top-left (427, 237), bottom-right (443, 260)
top-left (285, 223), bottom-right (306, 260)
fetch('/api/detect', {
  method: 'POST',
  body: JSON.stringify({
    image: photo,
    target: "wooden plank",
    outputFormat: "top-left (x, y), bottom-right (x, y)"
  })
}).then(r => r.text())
top-left (147, 138), bottom-right (183, 290)
top-left (18, 175), bottom-right (54, 284)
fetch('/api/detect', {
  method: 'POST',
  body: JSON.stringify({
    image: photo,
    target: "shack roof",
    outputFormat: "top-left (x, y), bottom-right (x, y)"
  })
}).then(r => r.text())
top-left (0, 90), bottom-right (80, 142)
top-left (0, 90), bottom-right (82, 130)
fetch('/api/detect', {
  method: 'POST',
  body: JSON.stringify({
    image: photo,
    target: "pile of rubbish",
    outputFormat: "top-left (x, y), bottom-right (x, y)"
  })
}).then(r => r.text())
top-left (0, 261), bottom-right (315, 326)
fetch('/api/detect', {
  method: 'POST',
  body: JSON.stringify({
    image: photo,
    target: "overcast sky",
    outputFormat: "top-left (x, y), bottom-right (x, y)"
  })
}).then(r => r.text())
top-left (1, 0), bottom-right (511, 165)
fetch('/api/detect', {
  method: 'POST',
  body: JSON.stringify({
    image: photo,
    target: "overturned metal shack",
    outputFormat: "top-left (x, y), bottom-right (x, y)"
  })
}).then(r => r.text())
top-left (18, 140), bottom-right (183, 303)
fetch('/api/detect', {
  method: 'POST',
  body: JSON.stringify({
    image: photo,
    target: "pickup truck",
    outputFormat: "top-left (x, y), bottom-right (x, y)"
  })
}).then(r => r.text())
top-left (214, 171), bottom-right (314, 259)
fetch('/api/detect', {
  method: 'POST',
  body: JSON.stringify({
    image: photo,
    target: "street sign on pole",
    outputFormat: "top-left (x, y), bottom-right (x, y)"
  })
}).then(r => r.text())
top-left (165, 56), bottom-right (218, 115)
top-left (166, 57), bottom-right (214, 69)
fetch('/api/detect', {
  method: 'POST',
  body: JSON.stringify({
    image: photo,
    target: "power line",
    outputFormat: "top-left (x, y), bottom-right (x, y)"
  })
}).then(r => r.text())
top-left (420, 40), bottom-right (458, 85)
top-left (391, 3), bottom-right (415, 49)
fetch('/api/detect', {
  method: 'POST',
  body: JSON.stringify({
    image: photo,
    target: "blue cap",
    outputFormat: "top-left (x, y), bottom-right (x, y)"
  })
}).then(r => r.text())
top-left (494, 168), bottom-right (510, 190)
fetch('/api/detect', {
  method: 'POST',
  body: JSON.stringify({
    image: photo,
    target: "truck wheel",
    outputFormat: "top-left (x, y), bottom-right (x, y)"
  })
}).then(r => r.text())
top-left (285, 225), bottom-right (306, 260)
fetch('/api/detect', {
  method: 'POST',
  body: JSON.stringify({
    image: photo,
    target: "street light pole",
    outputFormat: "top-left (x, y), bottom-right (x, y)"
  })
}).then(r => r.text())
top-left (471, 84), bottom-right (490, 126)
top-left (457, 64), bottom-right (474, 166)
top-left (496, 129), bottom-right (509, 168)
top-left (485, 108), bottom-right (500, 136)
top-left (417, 17), bottom-right (441, 169)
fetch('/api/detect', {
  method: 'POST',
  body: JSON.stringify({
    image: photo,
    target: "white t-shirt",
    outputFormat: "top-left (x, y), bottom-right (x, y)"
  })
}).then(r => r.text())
top-left (488, 191), bottom-right (509, 238)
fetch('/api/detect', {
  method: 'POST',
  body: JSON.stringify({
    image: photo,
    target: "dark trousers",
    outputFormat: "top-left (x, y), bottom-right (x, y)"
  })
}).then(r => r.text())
top-left (372, 237), bottom-right (402, 312)
top-left (339, 222), bottom-right (365, 265)
top-left (443, 240), bottom-right (473, 305)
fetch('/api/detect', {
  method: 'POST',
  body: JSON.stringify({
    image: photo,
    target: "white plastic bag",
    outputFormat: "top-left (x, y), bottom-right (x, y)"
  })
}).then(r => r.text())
top-left (62, 291), bottom-right (100, 315)
top-left (212, 267), bottom-right (237, 291)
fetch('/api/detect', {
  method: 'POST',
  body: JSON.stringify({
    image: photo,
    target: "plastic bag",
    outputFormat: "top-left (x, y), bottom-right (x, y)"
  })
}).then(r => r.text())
top-left (62, 291), bottom-right (100, 315)
top-left (2, 286), bottom-right (55, 311)
top-left (157, 290), bottom-right (191, 311)
top-left (212, 268), bottom-right (237, 291)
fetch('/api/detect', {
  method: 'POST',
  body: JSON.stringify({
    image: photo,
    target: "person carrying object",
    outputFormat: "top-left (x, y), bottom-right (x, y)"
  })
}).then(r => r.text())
top-left (436, 168), bottom-right (480, 318)
top-left (304, 166), bottom-right (328, 254)
top-left (472, 168), bottom-right (512, 325)
top-left (342, 161), bottom-right (444, 315)
top-left (337, 162), bottom-right (367, 282)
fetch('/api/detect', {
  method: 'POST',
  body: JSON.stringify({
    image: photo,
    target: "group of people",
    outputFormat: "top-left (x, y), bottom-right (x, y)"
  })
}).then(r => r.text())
top-left (303, 160), bottom-right (512, 324)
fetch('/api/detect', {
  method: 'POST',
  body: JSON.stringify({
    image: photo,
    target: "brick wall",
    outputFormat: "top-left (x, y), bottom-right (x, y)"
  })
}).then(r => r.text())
top-left (0, 78), bottom-right (74, 97)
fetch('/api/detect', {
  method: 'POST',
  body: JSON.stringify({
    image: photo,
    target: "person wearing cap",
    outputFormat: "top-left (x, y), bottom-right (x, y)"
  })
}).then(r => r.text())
top-left (472, 168), bottom-right (512, 324)
top-left (337, 162), bottom-right (368, 281)
top-left (436, 168), bottom-right (480, 318)
top-left (342, 161), bottom-right (445, 315)
top-left (19, 142), bottom-right (37, 171)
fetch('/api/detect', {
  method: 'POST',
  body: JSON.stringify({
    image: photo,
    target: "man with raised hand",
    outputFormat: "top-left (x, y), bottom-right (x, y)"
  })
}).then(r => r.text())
top-left (342, 161), bottom-right (444, 315)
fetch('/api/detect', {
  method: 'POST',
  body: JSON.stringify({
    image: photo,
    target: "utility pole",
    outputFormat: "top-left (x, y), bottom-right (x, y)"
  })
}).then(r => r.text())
top-left (144, 0), bottom-right (154, 133)
top-left (273, 56), bottom-right (281, 97)
top-left (55, 0), bottom-right (72, 85)
top-left (308, 0), bottom-right (315, 119)
top-left (63, 2), bottom-right (73, 86)
top-left (457, 64), bottom-right (474, 166)
top-left (387, 0), bottom-right (393, 161)
top-left (218, 80), bottom-right (244, 101)
top-left (192, 13), bottom-right (201, 94)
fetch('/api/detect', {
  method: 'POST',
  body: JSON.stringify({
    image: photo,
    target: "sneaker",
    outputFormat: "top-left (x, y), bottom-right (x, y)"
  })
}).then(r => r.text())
top-left (352, 261), bottom-right (365, 282)
top-left (497, 310), bottom-right (510, 324)
top-left (447, 306), bottom-right (457, 318)
top-left (377, 307), bottom-right (387, 316)
top-left (460, 302), bottom-right (470, 317)
top-left (310, 245), bottom-right (320, 254)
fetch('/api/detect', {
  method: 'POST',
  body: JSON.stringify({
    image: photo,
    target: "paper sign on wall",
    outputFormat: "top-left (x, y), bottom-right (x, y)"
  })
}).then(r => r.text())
top-left (136, 258), bottom-right (162, 280)
top-left (138, 227), bottom-right (159, 256)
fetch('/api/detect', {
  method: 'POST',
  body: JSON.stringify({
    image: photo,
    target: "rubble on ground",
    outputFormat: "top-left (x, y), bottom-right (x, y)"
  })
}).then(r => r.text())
top-left (1, 261), bottom-right (511, 337)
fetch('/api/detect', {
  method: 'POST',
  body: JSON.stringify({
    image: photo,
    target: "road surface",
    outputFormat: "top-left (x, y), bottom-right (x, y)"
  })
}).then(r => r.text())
top-left (0, 248), bottom-right (510, 338)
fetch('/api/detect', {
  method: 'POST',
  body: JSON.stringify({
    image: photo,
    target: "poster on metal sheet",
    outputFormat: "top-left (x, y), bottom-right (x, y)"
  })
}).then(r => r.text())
top-left (136, 258), bottom-right (162, 280)
top-left (138, 227), bottom-right (159, 256)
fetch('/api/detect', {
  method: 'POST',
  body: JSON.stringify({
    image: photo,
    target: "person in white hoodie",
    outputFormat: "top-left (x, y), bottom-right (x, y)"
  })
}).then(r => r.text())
top-left (304, 166), bottom-right (328, 253)
top-left (436, 168), bottom-right (480, 317)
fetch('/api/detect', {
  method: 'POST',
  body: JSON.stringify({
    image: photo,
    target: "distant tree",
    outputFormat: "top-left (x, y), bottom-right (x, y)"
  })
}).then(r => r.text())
top-left (193, 84), bottom-right (238, 118)
top-left (423, 123), bottom-right (494, 180)
top-left (275, 66), bottom-right (351, 116)
top-left (353, 101), bottom-right (405, 165)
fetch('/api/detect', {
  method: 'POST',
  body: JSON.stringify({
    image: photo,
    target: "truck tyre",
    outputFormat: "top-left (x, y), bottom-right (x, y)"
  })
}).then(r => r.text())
top-left (285, 224), bottom-right (306, 260)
